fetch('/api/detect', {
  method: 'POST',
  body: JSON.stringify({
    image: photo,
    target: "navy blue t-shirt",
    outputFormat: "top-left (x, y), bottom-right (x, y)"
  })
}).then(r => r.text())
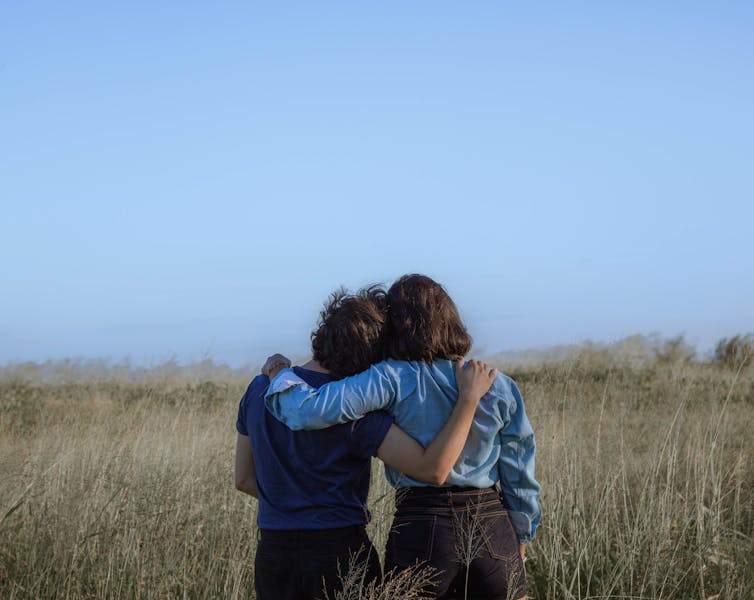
top-left (236, 366), bottom-right (393, 530)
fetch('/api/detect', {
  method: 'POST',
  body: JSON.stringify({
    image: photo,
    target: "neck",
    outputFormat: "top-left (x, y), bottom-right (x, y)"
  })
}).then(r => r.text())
top-left (301, 359), bottom-right (330, 374)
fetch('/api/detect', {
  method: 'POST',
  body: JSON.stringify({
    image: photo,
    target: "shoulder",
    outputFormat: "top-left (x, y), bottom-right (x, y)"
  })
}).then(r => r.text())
top-left (372, 359), bottom-right (410, 373)
top-left (236, 374), bottom-right (269, 436)
top-left (346, 359), bottom-right (417, 384)
top-left (375, 359), bottom-right (428, 391)
top-left (241, 374), bottom-right (270, 406)
top-left (379, 358), bottom-right (430, 378)
top-left (487, 372), bottom-right (523, 412)
top-left (491, 371), bottom-right (517, 395)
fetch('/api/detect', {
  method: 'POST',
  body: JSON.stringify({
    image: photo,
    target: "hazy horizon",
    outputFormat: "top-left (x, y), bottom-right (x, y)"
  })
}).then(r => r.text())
top-left (0, 330), bottom-right (741, 373)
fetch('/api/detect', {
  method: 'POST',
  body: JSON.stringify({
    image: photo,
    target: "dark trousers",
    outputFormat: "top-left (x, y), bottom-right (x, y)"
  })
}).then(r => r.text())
top-left (254, 524), bottom-right (381, 600)
top-left (384, 487), bottom-right (527, 600)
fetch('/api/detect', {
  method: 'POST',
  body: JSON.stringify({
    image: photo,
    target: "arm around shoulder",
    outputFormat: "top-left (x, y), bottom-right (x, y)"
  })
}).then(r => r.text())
top-left (264, 363), bottom-right (400, 430)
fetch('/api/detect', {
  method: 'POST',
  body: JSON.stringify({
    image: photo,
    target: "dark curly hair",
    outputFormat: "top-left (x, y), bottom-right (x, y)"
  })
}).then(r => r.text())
top-left (311, 285), bottom-right (387, 379)
top-left (385, 274), bottom-right (472, 362)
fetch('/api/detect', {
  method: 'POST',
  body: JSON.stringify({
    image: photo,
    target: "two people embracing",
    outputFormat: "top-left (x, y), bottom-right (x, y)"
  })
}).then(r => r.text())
top-left (235, 274), bottom-right (541, 600)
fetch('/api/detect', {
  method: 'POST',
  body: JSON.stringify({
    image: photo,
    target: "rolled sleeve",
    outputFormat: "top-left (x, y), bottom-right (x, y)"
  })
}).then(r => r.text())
top-left (266, 368), bottom-right (308, 396)
top-left (496, 378), bottom-right (542, 543)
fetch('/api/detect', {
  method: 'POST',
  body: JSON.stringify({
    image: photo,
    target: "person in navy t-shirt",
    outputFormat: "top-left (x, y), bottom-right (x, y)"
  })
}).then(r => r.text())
top-left (234, 286), bottom-right (497, 600)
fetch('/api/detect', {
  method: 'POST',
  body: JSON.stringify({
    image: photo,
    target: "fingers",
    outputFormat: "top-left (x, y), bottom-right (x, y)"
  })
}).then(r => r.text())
top-left (457, 358), bottom-right (498, 380)
top-left (466, 359), bottom-right (491, 373)
top-left (266, 364), bottom-right (287, 380)
top-left (464, 358), bottom-right (498, 391)
top-left (262, 353), bottom-right (292, 376)
top-left (480, 360), bottom-right (497, 380)
top-left (463, 359), bottom-right (483, 371)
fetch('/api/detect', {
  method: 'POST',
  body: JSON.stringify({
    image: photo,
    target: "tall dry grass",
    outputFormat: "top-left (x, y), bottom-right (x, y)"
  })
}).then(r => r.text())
top-left (1, 356), bottom-right (752, 599)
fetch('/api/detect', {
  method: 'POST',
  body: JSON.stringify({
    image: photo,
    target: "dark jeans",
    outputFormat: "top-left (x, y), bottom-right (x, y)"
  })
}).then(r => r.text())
top-left (384, 487), bottom-right (527, 600)
top-left (254, 524), bottom-right (381, 600)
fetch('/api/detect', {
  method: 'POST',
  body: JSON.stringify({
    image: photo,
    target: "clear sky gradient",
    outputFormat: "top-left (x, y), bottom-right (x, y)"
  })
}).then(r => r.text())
top-left (2, 1), bottom-right (753, 366)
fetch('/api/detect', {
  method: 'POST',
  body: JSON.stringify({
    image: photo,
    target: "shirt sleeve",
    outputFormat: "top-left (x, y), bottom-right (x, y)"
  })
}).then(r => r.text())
top-left (236, 389), bottom-right (249, 436)
top-left (348, 410), bottom-right (394, 459)
top-left (236, 376), bottom-right (268, 436)
top-left (264, 363), bottom-right (400, 430)
top-left (495, 377), bottom-right (542, 544)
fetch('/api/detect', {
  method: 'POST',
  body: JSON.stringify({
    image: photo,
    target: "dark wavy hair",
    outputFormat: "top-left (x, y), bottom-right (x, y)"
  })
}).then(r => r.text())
top-left (385, 274), bottom-right (472, 362)
top-left (311, 285), bottom-right (387, 379)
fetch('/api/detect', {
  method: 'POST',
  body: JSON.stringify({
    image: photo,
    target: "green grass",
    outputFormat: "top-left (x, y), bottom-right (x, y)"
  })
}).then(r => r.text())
top-left (1, 357), bottom-right (752, 598)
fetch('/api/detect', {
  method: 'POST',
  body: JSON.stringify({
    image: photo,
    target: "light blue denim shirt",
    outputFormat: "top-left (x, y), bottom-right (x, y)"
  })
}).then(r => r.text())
top-left (265, 358), bottom-right (541, 543)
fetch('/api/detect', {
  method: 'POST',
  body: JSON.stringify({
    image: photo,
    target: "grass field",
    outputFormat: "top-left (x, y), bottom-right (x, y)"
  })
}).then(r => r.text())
top-left (1, 354), bottom-right (752, 599)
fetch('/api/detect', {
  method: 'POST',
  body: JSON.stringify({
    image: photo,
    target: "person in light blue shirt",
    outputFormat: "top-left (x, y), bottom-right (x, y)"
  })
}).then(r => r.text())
top-left (265, 274), bottom-right (540, 600)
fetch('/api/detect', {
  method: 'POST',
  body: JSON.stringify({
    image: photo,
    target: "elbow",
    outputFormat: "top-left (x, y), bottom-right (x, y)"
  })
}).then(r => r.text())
top-left (434, 471), bottom-right (451, 486)
top-left (236, 480), bottom-right (259, 498)
top-left (235, 476), bottom-right (255, 495)
top-left (424, 468), bottom-right (450, 486)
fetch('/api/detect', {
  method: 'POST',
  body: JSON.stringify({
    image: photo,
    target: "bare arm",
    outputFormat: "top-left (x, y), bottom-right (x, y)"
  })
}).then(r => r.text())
top-left (234, 433), bottom-right (258, 498)
top-left (376, 358), bottom-right (497, 485)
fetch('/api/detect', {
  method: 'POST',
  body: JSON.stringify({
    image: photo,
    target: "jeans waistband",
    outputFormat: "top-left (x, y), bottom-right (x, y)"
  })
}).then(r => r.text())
top-left (395, 486), bottom-right (505, 514)
top-left (398, 485), bottom-right (497, 496)
top-left (257, 524), bottom-right (366, 543)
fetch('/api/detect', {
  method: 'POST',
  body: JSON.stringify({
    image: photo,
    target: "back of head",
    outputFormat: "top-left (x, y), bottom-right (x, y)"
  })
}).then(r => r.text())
top-left (311, 285), bottom-right (387, 379)
top-left (385, 274), bottom-right (472, 362)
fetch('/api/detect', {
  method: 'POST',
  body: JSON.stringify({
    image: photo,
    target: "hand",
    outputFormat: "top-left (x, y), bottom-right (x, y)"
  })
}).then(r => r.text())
top-left (454, 358), bottom-right (497, 402)
top-left (262, 353), bottom-right (291, 378)
top-left (519, 543), bottom-right (527, 562)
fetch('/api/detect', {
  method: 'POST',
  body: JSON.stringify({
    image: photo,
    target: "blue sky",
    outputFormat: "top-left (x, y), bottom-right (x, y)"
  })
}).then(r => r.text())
top-left (2, 1), bottom-right (753, 366)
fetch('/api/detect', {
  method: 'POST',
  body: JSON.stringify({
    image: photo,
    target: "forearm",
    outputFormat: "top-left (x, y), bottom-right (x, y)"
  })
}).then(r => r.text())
top-left (498, 438), bottom-right (541, 542)
top-left (265, 365), bottom-right (397, 430)
top-left (416, 392), bottom-right (479, 484)
top-left (496, 379), bottom-right (541, 543)
top-left (498, 430), bottom-right (541, 542)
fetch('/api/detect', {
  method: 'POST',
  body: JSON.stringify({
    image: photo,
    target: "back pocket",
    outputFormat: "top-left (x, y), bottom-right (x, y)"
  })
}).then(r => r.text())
top-left (478, 512), bottom-right (519, 560)
top-left (385, 515), bottom-right (437, 570)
